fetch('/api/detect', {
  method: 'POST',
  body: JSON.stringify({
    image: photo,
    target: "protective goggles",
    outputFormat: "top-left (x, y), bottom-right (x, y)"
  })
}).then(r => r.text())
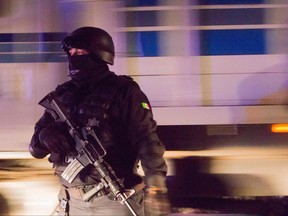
top-left (61, 36), bottom-right (89, 53)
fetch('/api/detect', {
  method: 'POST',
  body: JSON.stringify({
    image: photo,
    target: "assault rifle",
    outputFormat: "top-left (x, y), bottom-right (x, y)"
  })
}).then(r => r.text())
top-left (39, 91), bottom-right (138, 216)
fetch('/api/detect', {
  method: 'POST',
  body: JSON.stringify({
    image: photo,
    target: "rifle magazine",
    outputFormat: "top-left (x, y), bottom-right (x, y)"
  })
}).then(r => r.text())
top-left (61, 158), bottom-right (85, 183)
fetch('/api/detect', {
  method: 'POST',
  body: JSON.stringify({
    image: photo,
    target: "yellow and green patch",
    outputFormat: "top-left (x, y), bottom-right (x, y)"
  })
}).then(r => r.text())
top-left (141, 102), bottom-right (150, 110)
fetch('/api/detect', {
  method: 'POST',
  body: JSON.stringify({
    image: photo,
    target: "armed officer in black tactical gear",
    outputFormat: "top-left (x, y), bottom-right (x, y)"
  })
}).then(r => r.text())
top-left (29, 26), bottom-right (171, 215)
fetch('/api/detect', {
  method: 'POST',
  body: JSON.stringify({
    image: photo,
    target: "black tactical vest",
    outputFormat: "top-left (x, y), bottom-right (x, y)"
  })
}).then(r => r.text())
top-left (54, 73), bottom-right (133, 151)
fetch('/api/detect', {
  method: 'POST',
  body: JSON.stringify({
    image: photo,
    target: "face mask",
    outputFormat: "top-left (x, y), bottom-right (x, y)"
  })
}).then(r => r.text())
top-left (68, 55), bottom-right (93, 82)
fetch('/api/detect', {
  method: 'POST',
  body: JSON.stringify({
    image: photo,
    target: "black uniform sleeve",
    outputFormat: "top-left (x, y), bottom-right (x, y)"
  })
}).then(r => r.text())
top-left (117, 81), bottom-right (168, 188)
top-left (29, 112), bottom-right (53, 158)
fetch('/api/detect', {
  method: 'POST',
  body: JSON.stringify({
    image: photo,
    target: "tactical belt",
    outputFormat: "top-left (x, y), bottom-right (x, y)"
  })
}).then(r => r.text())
top-left (63, 182), bottom-right (108, 202)
top-left (62, 181), bottom-right (145, 203)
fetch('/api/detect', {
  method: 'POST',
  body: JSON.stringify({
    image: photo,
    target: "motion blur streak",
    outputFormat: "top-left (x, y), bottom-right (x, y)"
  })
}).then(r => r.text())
top-left (1, 0), bottom-right (288, 215)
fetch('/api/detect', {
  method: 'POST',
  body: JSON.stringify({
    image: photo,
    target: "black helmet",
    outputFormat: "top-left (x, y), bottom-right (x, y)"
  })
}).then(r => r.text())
top-left (61, 26), bottom-right (115, 65)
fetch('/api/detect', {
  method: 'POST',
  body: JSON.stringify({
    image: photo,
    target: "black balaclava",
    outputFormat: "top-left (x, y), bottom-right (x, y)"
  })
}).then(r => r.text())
top-left (68, 54), bottom-right (108, 84)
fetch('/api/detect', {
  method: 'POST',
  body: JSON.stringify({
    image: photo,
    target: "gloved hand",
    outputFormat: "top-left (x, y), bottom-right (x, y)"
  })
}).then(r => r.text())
top-left (144, 187), bottom-right (171, 216)
top-left (39, 123), bottom-right (75, 154)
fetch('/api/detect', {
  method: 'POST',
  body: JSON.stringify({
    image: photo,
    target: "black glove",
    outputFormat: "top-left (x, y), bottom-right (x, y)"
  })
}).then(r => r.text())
top-left (144, 187), bottom-right (171, 216)
top-left (39, 123), bottom-right (75, 154)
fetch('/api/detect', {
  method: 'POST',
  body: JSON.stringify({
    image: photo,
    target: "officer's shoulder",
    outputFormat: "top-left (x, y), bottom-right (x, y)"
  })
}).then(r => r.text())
top-left (118, 75), bottom-right (141, 91)
top-left (119, 75), bottom-right (133, 81)
top-left (109, 73), bottom-right (133, 82)
top-left (107, 73), bottom-right (136, 87)
top-left (55, 80), bottom-right (75, 93)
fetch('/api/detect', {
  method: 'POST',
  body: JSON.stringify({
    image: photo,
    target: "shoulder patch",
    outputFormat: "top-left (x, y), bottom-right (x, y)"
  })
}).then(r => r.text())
top-left (141, 102), bottom-right (150, 110)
